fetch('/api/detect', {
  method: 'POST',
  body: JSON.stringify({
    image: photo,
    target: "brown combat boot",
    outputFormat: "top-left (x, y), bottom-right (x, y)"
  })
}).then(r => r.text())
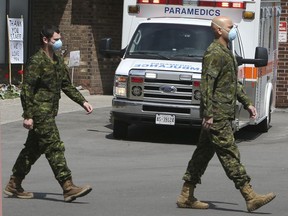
top-left (176, 181), bottom-right (209, 209)
top-left (3, 176), bottom-right (33, 199)
top-left (61, 178), bottom-right (92, 202)
top-left (240, 183), bottom-right (276, 212)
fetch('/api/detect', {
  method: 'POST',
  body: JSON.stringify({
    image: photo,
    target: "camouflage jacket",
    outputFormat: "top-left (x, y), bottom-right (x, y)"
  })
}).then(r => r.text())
top-left (200, 40), bottom-right (252, 121)
top-left (21, 49), bottom-right (86, 119)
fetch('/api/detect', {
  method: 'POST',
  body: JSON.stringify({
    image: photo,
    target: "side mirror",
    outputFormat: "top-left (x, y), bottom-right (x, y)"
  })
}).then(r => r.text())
top-left (99, 38), bottom-right (112, 55)
top-left (236, 47), bottom-right (268, 67)
top-left (99, 38), bottom-right (125, 58)
top-left (254, 47), bottom-right (268, 67)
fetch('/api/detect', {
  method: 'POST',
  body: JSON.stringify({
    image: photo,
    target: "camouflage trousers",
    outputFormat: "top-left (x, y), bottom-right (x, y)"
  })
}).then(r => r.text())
top-left (183, 119), bottom-right (251, 189)
top-left (12, 116), bottom-right (71, 183)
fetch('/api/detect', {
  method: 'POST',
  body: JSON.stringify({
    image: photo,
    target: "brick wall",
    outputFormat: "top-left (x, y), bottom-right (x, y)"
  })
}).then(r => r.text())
top-left (277, 0), bottom-right (288, 107)
top-left (30, 0), bottom-right (123, 94)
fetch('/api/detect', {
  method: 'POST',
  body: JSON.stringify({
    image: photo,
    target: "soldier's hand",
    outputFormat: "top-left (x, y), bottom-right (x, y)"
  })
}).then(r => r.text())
top-left (23, 119), bottom-right (33, 130)
top-left (202, 117), bottom-right (213, 130)
top-left (247, 105), bottom-right (257, 119)
top-left (83, 101), bottom-right (93, 114)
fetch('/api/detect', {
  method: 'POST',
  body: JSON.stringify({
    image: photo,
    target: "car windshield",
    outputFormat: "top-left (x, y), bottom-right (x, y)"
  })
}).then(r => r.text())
top-left (126, 23), bottom-right (214, 62)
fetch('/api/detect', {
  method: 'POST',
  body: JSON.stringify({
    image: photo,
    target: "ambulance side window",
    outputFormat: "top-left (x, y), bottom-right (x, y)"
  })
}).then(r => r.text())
top-left (131, 30), bottom-right (142, 51)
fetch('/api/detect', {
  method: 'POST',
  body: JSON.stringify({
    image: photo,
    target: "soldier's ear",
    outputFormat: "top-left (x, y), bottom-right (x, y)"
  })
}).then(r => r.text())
top-left (217, 27), bottom-right (223, 36)
top-left (42, 36), bottom-right (49, 45)
top-left (41, 31), bottom-right (49, 45)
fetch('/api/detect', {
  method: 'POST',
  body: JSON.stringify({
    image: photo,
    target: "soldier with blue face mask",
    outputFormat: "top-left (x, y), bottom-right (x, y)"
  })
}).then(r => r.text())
top-left (4, 25), bottom-right (93, 202)
top-left (176, 16), bottom-right (276, 212)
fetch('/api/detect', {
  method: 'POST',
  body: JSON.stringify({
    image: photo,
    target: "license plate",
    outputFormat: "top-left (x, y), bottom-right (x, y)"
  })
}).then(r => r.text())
top-left (155, 114), bottom-right (175, 125)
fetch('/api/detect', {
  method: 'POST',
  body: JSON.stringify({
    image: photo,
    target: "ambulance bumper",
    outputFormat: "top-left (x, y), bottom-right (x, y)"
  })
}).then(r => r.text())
top-left (111, 98), bottom-right (202, 127)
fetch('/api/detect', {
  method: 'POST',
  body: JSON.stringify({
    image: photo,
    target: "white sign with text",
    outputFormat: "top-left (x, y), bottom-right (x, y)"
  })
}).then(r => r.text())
top-left (10, 41), bottom-right (24, 64)
top-left (8, 18), bottom-right (24, 41)
top-left (8, 17), bottom-right (24, 64)
top-left (69, 50), bottom-right (81, 67)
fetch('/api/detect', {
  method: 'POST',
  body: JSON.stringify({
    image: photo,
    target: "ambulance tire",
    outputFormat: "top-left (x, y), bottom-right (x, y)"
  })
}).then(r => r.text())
top-left (113, 119), bottom-right (128, 139)
top-left (256, 116), bottom-right (270, 133)
top-left (254, 95), bottom-right (272, 133)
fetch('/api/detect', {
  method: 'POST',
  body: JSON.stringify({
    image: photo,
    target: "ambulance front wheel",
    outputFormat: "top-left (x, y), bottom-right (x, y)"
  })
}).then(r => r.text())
top-left (113, 119), bottom-right (128, 139)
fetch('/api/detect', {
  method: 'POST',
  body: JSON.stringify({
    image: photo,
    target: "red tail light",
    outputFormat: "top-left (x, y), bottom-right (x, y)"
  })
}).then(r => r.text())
top-left (137, 0), bottom-right (183, 5)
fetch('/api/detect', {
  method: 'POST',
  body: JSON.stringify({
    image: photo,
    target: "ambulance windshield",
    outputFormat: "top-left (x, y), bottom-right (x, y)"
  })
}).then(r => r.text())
top-left (126, 23), bottom-right (214, 62)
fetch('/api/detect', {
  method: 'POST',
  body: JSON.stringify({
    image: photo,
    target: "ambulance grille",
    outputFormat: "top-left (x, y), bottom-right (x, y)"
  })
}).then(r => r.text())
top-left (143, 78), bottom-right (195, 104)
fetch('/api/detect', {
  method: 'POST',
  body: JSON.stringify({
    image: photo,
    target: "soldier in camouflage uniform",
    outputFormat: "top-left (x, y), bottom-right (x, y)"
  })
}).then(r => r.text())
top-left (176, 16), bottom-right (276, 212)
top-left (4, 25), bottom-right (93, 202)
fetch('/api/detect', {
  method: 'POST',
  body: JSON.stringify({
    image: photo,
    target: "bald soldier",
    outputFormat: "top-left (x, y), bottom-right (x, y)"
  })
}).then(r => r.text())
top-left (176, 16), bottom-right (276, 212)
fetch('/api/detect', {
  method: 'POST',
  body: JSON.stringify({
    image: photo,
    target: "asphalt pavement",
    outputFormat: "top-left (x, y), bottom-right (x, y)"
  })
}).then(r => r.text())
top-left (1, 91), bottom-right (288, 216)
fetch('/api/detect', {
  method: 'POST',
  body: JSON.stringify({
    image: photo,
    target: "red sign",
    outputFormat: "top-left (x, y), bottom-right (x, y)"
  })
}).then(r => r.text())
top-left (279, 21), bottom-right (287, 31)
top-left (279, 21), bottom-right (287, 43)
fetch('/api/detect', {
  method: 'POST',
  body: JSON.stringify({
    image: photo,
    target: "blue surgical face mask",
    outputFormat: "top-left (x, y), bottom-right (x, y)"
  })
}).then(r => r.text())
top-left (52, 39), bottom-right (63, 51)
top-left (227, 27), bottom-right (237, 41)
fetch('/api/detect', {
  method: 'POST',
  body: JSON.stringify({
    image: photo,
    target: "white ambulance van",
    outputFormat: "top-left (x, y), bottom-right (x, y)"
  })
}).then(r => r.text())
top-left (100, 0), bottom-right (281, 139)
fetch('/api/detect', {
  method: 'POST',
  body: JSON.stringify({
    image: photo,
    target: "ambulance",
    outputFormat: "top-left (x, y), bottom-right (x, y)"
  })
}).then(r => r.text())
top-left (100, 0), bottom-right (281, 139)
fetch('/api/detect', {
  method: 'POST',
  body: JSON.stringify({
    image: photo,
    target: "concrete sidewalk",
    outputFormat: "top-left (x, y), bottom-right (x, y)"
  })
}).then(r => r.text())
top-left (0, 90), bottom-right (113, 125)
top-left (1, 91), bottom-right (287, 125)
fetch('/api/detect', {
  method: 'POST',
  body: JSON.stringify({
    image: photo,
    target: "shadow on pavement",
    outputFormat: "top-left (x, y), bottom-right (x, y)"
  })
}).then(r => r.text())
top-left (105, 123), bottom-right (265, 145)
top-left (4, 192), bottom-right (90, 204)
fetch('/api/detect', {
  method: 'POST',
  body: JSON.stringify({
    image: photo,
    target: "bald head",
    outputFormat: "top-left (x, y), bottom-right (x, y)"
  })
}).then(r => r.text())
top-left (211, 16), bottom-right (233, 31)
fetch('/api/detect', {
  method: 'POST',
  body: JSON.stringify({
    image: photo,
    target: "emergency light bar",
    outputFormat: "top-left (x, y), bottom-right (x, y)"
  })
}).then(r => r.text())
top-left (137, 0), bottom-right (183, 5)
top-left (198, 1), bottom-right (246, 9)
top-left (137, 0), bottom-right (245, 8)
top-left (132, 0), bottom-right (248, 15)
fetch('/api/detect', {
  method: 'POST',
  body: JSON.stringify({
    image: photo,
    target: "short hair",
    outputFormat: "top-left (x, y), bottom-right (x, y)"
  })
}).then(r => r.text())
top-left (40, 25), bottom-right (60, 45)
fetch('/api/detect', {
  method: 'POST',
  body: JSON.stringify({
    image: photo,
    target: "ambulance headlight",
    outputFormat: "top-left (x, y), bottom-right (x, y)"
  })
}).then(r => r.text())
top-left (114, 76), bottom-right (127, 98)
